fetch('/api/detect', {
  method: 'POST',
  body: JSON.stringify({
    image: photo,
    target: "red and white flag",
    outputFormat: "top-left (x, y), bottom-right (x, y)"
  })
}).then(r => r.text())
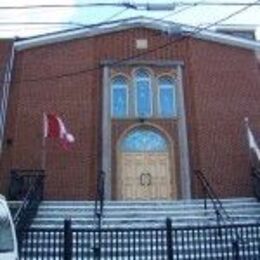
top-left (43, 113), bottom-right (75, 149)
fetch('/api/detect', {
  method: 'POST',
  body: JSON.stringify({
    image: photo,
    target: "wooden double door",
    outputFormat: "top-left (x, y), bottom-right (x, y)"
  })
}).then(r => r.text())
top-left (118, 152), bottom-right (173, 200)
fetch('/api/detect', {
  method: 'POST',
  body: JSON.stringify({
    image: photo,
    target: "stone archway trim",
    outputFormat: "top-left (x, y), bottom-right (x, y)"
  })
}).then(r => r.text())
top-left (102, 63), bottom-right (191, 200)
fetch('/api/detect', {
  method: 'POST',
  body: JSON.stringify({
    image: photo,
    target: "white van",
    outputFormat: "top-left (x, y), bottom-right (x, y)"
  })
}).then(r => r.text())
top-left (0, 195), bottom-right (18, 260)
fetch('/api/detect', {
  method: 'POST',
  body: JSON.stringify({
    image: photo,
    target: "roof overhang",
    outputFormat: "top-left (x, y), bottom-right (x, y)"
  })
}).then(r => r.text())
top-left (14, 16), bottom-right (260, 51)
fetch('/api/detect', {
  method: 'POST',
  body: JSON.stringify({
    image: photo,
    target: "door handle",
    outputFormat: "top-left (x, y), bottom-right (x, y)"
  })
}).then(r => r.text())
top-left (140, 173), bottom-right (152, 186)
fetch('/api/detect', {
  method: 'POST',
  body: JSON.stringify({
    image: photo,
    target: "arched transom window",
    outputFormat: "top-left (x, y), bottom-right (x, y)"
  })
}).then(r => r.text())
top-left (121, 129), bottom-right (168, 152)
top-left (111, 75), bottom-right (128, 117)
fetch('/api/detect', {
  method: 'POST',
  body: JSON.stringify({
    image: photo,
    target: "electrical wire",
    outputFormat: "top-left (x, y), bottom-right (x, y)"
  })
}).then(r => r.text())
top-left (0, 8), bottom-right (129, 36)
top-left (0, 1), bottom-right (257, 31)
top-left (0, 0), bottom-right (205, 28)
top-left (0, 22), bottom-right (86, 27)
top-left (0, 2), bottom-right (259, 10)
top-left (102, 6), bottom-right (129, 22)
top-left (11, 0), bottom-right (260, 84)
top-left (157, 0), bottom-right (206, 20)
top-left (0, 3), bottom-right (130, 10)
top-left (148, 0), bottom-right (207, 37)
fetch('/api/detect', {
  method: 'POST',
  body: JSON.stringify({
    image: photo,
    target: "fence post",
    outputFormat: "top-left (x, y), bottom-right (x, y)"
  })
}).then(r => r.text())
top-left (232, 239), bottom-right (239, 260)
top-left (64, 219), bottom-right (72, 260)
top-left (203, 186), bottom-right (208, 210)
top-left (38, 174), bottom-right (45, 200)
top-left (166, 218), bottom-right (173, 260)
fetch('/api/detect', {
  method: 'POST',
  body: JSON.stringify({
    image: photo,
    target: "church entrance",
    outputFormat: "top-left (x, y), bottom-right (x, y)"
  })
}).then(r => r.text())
top-left (118, 128), bottom-right (175, 200)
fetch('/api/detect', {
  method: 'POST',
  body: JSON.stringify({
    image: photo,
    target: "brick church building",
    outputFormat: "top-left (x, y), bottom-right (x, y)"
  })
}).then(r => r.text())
top-left (0, 17), bottom-right (259, 200)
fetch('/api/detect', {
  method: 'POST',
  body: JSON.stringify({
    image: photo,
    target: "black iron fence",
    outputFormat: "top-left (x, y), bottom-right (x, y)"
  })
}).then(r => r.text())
top-left (19, 219), bottom-right (260, 260)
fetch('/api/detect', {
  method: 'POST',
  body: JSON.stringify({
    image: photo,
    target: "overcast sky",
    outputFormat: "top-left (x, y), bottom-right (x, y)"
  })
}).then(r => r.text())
top-left (0, 0), bottom-right (259, 39)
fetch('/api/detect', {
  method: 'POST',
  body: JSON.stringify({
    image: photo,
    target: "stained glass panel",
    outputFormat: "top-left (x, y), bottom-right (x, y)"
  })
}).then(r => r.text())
top-left (121, 129), bottom-right (168, 152)
top-left (112, 76), bottom-right (127, 117)
top-left (135, 70), bottom-right (152, 117)
top-left (159, 77), bottom-right (176, 117)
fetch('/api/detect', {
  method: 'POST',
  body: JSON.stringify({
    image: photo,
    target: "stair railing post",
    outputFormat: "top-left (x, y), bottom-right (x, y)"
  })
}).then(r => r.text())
top-left (232, 239), bottom-right (239, 260)
top-left (64, 218), bottom-right (72, 260)
top-left (38, 173), bottom-right (45, 201)
top-left (203, 186), bottom-right (208, 211)
top-left (166, 218), bottom-right (174, 260)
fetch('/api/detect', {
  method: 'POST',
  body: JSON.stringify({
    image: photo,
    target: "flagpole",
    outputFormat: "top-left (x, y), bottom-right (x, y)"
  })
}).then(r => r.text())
top-left (41, 113), bottom-right (47, 170)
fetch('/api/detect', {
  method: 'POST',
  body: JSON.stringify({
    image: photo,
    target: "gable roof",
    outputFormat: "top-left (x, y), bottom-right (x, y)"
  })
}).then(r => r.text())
top-left (14, 16), bottom-right (260, 51)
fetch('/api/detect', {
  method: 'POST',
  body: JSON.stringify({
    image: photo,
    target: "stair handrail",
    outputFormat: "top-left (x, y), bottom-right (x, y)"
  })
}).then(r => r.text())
top-left (252, 166), bottom-right (260, 201)
top-left (93, 170), bottom-right (105, 259)
top-left (194, 170), bottom-right (249, 252)
top-left (194, 170), bottom-right (231, 223)
top-left (194, 170), bottom-right (256, 253)
top-left (10, 170), bottom-right (45, 232)
top-left (94, 170), bottom-right (105, 227)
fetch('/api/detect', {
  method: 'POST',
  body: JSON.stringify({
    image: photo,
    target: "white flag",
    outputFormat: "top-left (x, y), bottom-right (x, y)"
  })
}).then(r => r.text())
top-left (245, 118), bottom-right (260, 161)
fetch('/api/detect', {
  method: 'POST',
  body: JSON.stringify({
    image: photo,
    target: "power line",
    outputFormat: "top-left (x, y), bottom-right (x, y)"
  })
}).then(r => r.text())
top-left (158, 0), bottom-right (207, 21)
top-left (0, 3), bottom-right (133, 10)
top-left (144, 0), bottom-right (207, 37)
top-left (143, 0), bottom-right (208, 39)
top-left (0, 1), bottom-right (257, 33)
top-left (0, 2), bottom-right (260, 10)
top-left (0, 5), bottom-right (195, 31)
top-left (103, 6), bottom-right (129, 21)
top-left (12, 0), bottom-right (259, 84)
top-left (0, 8), bottom-right (129, 34)
top-left (0, 22), bottom-right (86, 27)
top-left (0, 4), bottom-right (196, 30)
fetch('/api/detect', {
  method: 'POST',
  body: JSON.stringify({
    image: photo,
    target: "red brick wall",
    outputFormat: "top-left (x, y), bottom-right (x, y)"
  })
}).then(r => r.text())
top-left (0, 40), bottom-right (12, 65)
top-left (187, 38), bottom-right (260, 197)
top-left (0, 28), bottom-right (259, 199)
top-left (1, 39), bottom-right (98, 199)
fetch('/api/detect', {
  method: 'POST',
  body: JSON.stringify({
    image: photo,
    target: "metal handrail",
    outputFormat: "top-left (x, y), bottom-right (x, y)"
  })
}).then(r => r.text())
top-left (194, 169), bottom-right (248, 255)
top-left (9, 170), bottom-right (45, 232)
top-left (252, 167), bottom-right (260, 200)
top-left (93, 170), bottom-right (105, 259)
top-left (94, 170), bottom-right (105, 226)
top-left (194, 170), bottom-right (231, 222)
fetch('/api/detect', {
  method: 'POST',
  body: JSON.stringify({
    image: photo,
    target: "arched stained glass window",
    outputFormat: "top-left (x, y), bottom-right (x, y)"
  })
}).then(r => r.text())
top-left (158, 76), bottom-right (176, 117)
top-left (111, 76), bottom-right (128, 117)
top-left (121, 129), bottom-right (168, 152)
top-left (135, 69), bottom-right (152, 117)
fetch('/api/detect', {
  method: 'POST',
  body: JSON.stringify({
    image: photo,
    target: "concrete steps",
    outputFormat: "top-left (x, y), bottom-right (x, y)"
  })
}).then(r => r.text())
top-left (15, 197), bottom-right (260, 259)
top-left (30, 197), bottom-right (260, 228)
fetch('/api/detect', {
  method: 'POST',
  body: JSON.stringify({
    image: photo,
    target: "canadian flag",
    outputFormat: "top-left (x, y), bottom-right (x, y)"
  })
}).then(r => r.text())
top-left (43, 113), bottom-right (75, 149)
